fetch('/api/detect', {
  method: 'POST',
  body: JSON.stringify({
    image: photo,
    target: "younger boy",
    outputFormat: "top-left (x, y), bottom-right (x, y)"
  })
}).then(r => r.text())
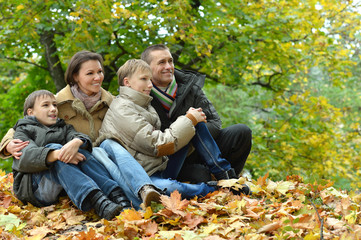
top-left (12, 90), bottom-right (131, 220)
top-left (97, 60), bottom-right (250, 198)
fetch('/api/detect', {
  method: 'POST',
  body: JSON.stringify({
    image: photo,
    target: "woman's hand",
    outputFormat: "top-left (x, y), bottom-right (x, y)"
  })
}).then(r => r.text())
top-left (187, 107), bottom-right (207, 123)
top-left (6, 139), bottom-right (29, 159)
top-left (58, 139), bottom-right (85, 164)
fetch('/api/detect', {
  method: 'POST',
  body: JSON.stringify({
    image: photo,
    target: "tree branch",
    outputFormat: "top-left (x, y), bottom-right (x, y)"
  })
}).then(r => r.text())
top-left (3, 57), bottom-right (47, 70)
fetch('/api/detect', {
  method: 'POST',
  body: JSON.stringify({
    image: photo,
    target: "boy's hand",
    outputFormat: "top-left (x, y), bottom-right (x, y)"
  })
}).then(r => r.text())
top-left (6, 139), bottom-right (29, 159)
top-left (58, 139), bottom-right (85, 164)
top-left (187, 107), bottom-right (207, 123)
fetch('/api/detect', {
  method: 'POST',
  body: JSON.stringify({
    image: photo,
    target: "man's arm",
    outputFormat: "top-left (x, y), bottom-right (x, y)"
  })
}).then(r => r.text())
top-left (193, 89), bottom-right (222, 139)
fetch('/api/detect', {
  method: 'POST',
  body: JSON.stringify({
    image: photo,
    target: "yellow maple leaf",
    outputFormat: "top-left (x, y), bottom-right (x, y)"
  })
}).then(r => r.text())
top-left (144, 206), bottom-right (153, 219)
top-left (121, 208), bottom-right (142, 221)
top-left (267, 181), bottom-right (295, 195)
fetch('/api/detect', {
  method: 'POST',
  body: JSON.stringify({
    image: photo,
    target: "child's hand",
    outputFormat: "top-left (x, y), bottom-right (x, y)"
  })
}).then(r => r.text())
top-left (48, 149), bottom-right (85, 164)
top-left (58, 139), bottom-right (85, 164)
top-left (6, 139), bottom-right (29, 159)
top-left (66, 153), bottom-right (86, 165)
top-left (187, 107), bottom-right (207, 123)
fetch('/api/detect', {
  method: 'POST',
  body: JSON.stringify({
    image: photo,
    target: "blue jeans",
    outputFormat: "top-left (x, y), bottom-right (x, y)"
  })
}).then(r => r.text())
top-left (164, 122), bottom-right (231, 177)
top-left (94, 139), bottom-right (155, 209)
top-left (150, 122), bottom-right (231, 198)
top-left (150, 174), bottom-right (216, 198)
top-left (32, 143), bottom-right (119, 211)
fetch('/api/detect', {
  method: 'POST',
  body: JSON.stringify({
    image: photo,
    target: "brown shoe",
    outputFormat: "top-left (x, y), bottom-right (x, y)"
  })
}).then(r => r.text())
top-left (139, 185), bottom-right (161, 207)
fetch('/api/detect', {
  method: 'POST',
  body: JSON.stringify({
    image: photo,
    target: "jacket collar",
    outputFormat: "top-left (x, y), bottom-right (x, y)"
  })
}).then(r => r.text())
top-left (118, 86), bottom-right (153, 107)
top-left (56, 85), bottom-right (113, 107)
top-left (174, 68), bottom-right (205, 88)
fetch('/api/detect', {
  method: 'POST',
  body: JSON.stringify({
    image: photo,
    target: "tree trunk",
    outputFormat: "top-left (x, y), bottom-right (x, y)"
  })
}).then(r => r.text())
top-left (39, 30), bottom-right (66, 92)
top-left (102, 65), bottom-right (115, 91)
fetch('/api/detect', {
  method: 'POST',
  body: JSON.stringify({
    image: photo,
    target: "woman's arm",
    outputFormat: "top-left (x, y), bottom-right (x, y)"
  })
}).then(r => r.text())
top-left (0, 128), bottom-right (29, 159)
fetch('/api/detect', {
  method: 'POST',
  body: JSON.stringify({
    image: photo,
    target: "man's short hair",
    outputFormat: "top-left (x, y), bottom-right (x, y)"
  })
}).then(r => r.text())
top-left (141, 44), bottom-right (169, 65)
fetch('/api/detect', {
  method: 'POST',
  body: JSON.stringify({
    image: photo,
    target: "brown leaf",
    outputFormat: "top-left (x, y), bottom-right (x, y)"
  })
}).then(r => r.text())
top-left (2, 195), bottom-right (12, 208)
top-left (161, 190), bottom-right (189, 217)
top-left (28, 226), bottom-right (55, 238)
top-left (204, 236), bottom-right (227, 240)
top-left (257, 221), bottom-right (281, 233)
top-left (326, 217), bottom-right (346, 230)
top-left (141, 220), bottom-right (158, 236)
top-left (63, 209), bottom-right (86, 225)
top-left (76, 228), bottom-right (104, 240)
top-left (28, 210), bottom-right (48, 226)
top-left (244, 209), bottom-right (261, 219)
top-left (183, 212), bottom-right (204, 229)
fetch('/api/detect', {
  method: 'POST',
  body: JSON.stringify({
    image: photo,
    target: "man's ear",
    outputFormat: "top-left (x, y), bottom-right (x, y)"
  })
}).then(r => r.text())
top-left (27, 108), bottom-right (33, 116)
top-left (123, 77), bottom-right (131, 87)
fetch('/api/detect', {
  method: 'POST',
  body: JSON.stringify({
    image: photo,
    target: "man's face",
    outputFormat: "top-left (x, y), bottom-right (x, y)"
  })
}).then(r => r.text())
top-left (148, 49), bottom-right (174, 87)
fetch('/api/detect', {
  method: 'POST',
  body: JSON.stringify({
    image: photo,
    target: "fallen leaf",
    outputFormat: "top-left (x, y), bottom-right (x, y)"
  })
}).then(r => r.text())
top-left (183, 212), bottom-right (204, 229)
top-left (257, 221), bottom-right (281, 233)
top-left (0, 213), bottom-right (22, 231)
top-left (161, 190), bottom-right (189, 217)
top-left (28, 226), bottom-right (55, 238)
top-left (121, 208), bottom-right (143, 221)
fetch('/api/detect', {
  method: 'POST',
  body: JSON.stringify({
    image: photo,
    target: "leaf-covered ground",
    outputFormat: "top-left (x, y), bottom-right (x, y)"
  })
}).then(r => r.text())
top-left (0, 170), bottom-right (360, 240)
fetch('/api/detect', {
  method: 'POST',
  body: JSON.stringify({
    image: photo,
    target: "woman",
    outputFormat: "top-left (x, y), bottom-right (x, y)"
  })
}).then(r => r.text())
top-left (0, 51), bottom-right (161, 209)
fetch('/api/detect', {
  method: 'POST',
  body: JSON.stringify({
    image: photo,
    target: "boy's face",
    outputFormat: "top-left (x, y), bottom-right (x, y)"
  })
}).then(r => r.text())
top-left (124, 69), bottom-right (153, 95)
top-left (27, 95), bottom-right (58, 126)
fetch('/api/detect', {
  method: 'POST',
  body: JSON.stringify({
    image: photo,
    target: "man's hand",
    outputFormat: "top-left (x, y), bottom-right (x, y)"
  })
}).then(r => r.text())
top-left (58, 139), bottom-right (85, 164)
top-left (6, 139), bottom-right (29, 159)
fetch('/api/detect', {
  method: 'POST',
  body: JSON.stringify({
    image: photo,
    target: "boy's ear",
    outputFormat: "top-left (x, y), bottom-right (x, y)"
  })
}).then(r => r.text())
top-left (27, 108), bottom-right (33, 116)
top-left (123, 77), bottom-right (130, 87)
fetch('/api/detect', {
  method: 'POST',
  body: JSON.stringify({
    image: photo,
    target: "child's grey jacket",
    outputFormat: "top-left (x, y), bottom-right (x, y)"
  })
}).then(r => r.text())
top-left (12, 116), bottom-right (92, 207)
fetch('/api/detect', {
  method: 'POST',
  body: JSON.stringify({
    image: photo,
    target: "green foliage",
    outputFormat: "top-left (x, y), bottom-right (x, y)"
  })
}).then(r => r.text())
top-left (0, 67), bottom-right (55, 171)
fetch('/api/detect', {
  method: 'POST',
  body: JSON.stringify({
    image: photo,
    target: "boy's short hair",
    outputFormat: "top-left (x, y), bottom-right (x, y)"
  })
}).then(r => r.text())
top-left (23, 90), bottom-right (55, 116)
top-left (117, 59), bottom-right (152, 86)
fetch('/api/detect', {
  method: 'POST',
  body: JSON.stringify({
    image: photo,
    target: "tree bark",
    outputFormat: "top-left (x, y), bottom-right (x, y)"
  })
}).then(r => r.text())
top-left (39, 30), bottom-right (66, 92)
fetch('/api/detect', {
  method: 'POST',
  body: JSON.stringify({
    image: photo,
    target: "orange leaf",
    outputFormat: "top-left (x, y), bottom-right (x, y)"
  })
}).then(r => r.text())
top-left (257, 172), bottom-right (269, 186)
top-left (161, 190), bottom-right (189, 217)
top-left (141, 220), bottom-right (158, 236)
top-left (121, 208), bottom-right (143, 221)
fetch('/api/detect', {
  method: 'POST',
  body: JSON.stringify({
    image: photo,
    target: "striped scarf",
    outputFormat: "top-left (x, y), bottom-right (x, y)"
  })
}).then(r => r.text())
top-left (151, 77), bottom-right (178, 116)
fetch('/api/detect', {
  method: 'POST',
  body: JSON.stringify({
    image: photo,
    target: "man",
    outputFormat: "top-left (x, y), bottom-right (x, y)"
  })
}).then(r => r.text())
top-left (141, 44), bottom-right (252, 183)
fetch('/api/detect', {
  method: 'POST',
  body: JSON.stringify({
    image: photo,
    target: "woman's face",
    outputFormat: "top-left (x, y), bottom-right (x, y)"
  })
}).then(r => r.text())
top-left (73, 60), bottom-right (104, 96)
